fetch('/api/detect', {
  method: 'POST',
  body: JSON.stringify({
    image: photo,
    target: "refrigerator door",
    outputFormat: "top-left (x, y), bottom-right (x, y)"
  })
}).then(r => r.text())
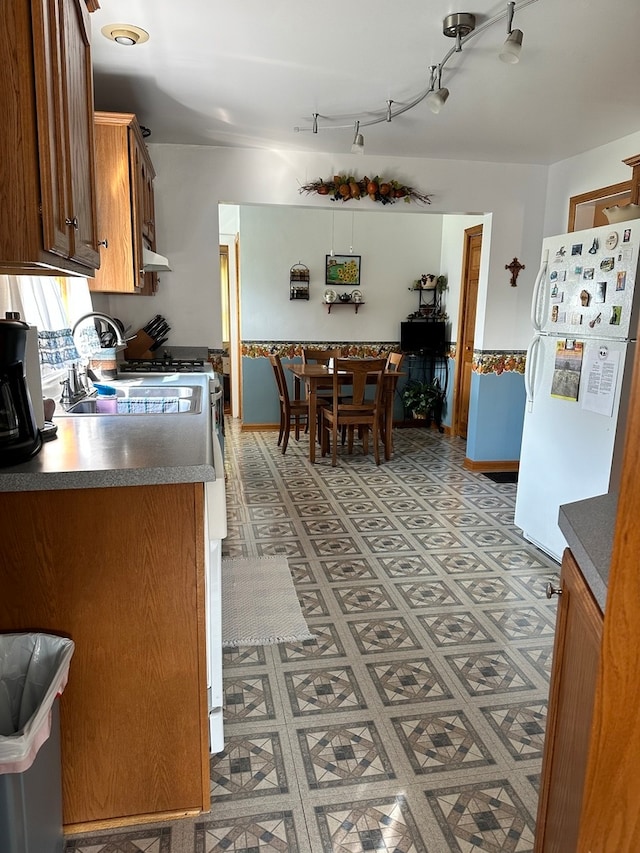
top-left (539, 223), bottom-right (639, 340)
top-left (514, 334), bottom-right (634, 562)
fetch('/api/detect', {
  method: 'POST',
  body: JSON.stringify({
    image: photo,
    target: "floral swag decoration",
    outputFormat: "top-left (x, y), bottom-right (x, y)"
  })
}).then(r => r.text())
top-left (299, 175), bottom-right (431, 206)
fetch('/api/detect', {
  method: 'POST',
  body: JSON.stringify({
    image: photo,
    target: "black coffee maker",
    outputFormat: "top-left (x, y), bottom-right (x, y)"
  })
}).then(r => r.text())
top-left (0, 312), bottom-right (42, 466)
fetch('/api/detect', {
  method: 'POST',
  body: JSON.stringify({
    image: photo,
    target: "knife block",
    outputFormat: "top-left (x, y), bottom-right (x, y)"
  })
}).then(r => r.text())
top-left (124, 330), bottom-right (155, 360)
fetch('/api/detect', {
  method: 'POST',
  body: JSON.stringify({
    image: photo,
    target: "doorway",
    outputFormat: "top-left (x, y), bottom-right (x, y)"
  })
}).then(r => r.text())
top-left (219, 245), bottom-right (233, 414)
top-left (453, 225), bottom-right (483, 439)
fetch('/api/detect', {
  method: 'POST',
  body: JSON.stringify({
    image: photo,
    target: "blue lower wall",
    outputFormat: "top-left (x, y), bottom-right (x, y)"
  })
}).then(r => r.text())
top-left (465, 371), bottom-right (525, 462)
top-left (242, 354), bottom-right (455, 428)
top-left (241, 351), bottom-right (524, 462)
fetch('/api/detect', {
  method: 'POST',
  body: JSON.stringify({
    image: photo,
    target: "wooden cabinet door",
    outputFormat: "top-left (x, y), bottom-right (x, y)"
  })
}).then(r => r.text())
top-left (91, 120), bottom-right (137, 292)
top-left (0, 0), bottom-right (97, 275)
top-left (31, 0), bottom-right (71, 260)
top-left (534, 549), bottom-right (603, 853)
top-left (141, 154), bottom-right (156, 243)
top-left (129, 132), bottom-right (147, 292)
top-left (60, 0), bottom-right (99, 268)
top-left (0, 484), bottom-right (209, 826)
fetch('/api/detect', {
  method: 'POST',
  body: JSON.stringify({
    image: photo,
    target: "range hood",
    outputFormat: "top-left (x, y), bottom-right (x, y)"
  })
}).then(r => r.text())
top-left (142, 247), bottom-right (172, 272)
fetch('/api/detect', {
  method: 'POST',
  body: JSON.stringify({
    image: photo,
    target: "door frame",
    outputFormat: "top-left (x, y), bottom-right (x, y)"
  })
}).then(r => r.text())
top-left (452, 224), bottom-right (483, 437)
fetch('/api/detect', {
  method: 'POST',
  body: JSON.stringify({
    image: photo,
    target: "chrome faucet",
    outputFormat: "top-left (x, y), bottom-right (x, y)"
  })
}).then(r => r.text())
top-left (72, 312), bottom-right (126, 347)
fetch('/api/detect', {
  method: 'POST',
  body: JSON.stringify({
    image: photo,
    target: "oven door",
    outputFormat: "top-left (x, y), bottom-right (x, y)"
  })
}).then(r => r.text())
top-left (204, 428), bottom-right (227, 753)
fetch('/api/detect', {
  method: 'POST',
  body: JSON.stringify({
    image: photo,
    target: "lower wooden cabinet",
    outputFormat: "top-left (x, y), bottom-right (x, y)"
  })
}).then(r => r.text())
top-left (534, 548), bottom-right (603, 853)
top-left (0, 484), bottom-right (209, 828)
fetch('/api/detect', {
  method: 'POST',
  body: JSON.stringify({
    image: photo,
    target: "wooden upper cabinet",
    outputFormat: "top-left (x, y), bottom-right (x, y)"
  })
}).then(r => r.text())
top-left (0, 0), bottom-right (99, 276)
top-left (59, 0), bottom-right (99, 268)
top-left (91, 112), bottom-right (158, 294)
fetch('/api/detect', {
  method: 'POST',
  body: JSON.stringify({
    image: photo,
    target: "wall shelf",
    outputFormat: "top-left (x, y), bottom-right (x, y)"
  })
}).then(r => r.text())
top-left (324, 301), bottom-right (365, 314)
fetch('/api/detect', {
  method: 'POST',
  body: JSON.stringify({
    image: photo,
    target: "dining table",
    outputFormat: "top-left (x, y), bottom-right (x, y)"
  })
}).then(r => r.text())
top-left (287, 362), bottom-right (402, 463)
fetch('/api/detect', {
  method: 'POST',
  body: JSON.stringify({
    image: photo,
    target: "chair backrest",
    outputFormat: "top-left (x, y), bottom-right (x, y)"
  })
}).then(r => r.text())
top-left (386, 351), bottom-right (404, 372)
top-left (333, 357), bottom-right (387, 408)
top-left (302, 347), bottom-right (342, 366)
top-left (269, 354), bottom-right (290, 406)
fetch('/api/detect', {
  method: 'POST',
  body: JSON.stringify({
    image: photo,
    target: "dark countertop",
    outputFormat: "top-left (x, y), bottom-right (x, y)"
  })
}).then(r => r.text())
top-left (0, 373), bottom-right (216, 492)
top-left (558, 492), bottom-right (616, 612)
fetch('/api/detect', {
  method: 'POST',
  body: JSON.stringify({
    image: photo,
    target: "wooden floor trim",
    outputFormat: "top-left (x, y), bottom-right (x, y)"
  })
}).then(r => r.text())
top-left (64, 807), bottom-right (205, 834)
top-left (463, 458), bottom-right (519, 473)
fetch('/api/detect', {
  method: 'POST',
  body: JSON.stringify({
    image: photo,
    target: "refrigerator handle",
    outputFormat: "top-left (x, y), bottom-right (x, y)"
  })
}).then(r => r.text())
top-left (530, 249), bottom-right (548, 332)
top-left (524, 335), bottom-right (541, 409)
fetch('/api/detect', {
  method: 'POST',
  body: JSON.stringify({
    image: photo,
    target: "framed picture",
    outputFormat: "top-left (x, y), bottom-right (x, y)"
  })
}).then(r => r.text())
top-left (325, 254), bottom-right (361, 286)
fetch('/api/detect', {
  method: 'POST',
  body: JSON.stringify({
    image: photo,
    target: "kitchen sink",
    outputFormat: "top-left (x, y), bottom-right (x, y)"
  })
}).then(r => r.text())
top-left (60, 385), bottom-right (202, 416)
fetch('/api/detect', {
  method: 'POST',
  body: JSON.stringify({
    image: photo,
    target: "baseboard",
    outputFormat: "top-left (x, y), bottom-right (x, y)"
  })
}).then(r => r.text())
top-left (394, 420), bottom-right (451, 435)
top-left (463, 458), bottom-right (519, 473)
top-left (240, 423), bottom-right (280, 431)
top-left (64, 807), bottom-right (204, 834)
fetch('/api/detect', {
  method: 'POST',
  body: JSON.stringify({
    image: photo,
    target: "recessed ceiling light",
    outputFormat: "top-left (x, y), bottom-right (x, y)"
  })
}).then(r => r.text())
top-left (101, 23), bottom-right (149, 46)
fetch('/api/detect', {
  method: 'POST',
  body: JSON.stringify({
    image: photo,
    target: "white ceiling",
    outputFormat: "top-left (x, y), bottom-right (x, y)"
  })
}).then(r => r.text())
top-left (90, 0), bottom-right (640, 166)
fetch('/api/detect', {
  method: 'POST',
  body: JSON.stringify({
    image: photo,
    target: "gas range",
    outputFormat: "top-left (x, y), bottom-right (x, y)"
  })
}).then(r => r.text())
top-left (120, 358), bottom-right (205, 373)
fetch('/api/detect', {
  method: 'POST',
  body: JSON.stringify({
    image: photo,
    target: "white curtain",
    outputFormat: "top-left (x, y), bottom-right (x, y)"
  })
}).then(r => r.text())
top-left (0, 276), bottom-right (101, 397)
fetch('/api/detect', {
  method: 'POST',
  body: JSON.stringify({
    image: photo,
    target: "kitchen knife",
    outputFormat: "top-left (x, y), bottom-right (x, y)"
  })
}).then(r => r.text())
top-left (149, 336), bottom-right (169, 351)
top-left (146, 317), bottom-right (167, 339)
top-left (143, 315), bottom-right (162, 334)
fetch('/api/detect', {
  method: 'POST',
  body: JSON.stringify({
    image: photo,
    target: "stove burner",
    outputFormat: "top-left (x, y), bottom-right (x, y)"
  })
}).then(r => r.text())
top-left (120, 359), bottom-right (205, 373)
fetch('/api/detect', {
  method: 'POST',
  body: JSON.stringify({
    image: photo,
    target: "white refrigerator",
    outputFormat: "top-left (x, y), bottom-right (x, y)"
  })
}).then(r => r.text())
top-left (514, 221), bottom-right (640, 562)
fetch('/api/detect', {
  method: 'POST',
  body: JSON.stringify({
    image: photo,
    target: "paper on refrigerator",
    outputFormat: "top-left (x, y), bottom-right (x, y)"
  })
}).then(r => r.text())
top-left (581, 345), bottom-right (620, 417)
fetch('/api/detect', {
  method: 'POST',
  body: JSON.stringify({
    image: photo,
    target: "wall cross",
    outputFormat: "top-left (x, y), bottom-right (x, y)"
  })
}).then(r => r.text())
top-left (505, 257), bottom-right (525, 287)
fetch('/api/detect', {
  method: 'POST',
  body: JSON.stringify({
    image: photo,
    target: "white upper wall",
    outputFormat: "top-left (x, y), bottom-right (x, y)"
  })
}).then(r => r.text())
top-left (103, 146), bottom-right (548, 351)
top-left (544, 130), bottom-right (640, 236)
top-left (238, 205), bottom-right (443, 342)
top-left (101, 133), bottom-right (640, 352)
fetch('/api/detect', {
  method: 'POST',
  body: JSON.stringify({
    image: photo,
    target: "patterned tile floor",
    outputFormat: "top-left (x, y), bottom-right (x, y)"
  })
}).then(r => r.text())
top-left (65, 421), bottom-right (560, 853)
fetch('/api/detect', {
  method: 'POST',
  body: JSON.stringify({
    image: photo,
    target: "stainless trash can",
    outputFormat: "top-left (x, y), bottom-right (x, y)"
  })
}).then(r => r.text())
top-left (0, 633), bottom-right (74, 853)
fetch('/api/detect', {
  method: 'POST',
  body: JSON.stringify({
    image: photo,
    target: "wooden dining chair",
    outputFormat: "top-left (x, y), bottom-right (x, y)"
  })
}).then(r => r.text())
top-left (301, 347), bottom-right (342, 366)
top-left (385, 351), bottom-right (404, 372)
top-left (301, 347), bottom-right (347, 431)
top-left (381, 351), bottom-right (404, 454)
top-left (320, 357), bottom-right (387, 466)
top-left (269, 354), bottom-right (314, 454)
top-left (301, 347), bottom-right (344, 400)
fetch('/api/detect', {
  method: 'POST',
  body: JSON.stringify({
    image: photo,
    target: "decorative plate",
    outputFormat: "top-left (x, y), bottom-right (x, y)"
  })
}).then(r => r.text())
top-left (605, 231), bottom-right (619, 250)
top-left (351, 289), bottom-right (363, 302)
top-left (324, 288), bottom-right (337, 303)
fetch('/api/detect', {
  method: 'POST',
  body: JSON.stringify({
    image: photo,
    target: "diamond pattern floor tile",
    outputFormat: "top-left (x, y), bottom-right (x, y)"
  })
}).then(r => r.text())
top-left (66, 422), bottom-right (558, 853)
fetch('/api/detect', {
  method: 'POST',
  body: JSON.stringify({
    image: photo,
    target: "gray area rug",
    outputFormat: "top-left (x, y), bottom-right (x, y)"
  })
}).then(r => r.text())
top-left (221, 556), bottom-right (314, 647)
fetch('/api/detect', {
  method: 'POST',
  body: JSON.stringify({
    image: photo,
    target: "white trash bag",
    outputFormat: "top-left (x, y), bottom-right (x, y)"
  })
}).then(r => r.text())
top-left (0, 633), bottom-right (74, 775)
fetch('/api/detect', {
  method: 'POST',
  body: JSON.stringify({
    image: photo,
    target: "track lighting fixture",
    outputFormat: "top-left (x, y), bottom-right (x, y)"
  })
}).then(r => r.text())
top-left (425, 65), bottom-right (450, 114)
top-left (351, 121), bottom-right (365, 153)
top-left (499, 2), bottom-right (523, 63)
top-left (293, 0), bottom-right (538, 149)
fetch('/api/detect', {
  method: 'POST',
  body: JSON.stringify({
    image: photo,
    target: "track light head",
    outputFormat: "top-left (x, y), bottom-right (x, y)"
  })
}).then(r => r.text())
top-left (499, 28), bottom-right (523, 63)
top-left (351, 122), bottom-right (365, 153)
top-left (426, 87), bottom-right (449, 115)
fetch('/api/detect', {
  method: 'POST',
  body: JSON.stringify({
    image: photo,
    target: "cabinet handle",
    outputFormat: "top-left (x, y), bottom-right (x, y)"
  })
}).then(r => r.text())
top-left (98, 238), bottom-right (108, 248)
top-left (65, 217), bottom-right (79, 230)
top-left (546, 582), bottom-right (563, 598)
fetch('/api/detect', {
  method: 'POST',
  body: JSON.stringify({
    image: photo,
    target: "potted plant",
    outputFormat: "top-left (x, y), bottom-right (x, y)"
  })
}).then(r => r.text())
top-left (401, 378), bottom-right (445, 423)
